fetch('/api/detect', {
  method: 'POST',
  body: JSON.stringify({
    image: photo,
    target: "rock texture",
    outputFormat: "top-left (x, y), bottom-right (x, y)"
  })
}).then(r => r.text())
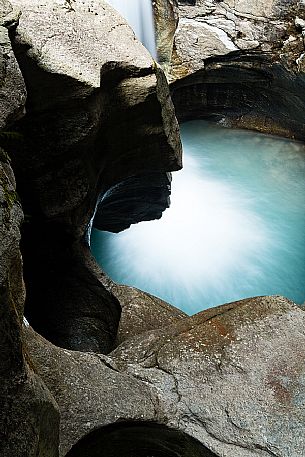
top-left (153, 0), bottom-right (179, 75)
top-left (25, 296), bottom-right (305, 457)
top-left (155, 0), bottom-right (305, 139)
top-left (0, 8), bottom-right (60, 453)
top-left (5, 0), bottom-right (182, 351)
top-left (0, 2), bottom-right (25, 129)
top-left (1, 1), bottom-right (305, 456)
top-left (168, 0), bottom-right (305, 81)
top-left (111, 283), bottom-right (187, 346)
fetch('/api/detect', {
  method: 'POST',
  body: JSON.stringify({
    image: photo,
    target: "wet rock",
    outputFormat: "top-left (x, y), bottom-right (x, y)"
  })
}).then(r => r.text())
top-left (167, 0), bottom-right (303, 81)
top-left (171, 54), bottom-right (305, 139)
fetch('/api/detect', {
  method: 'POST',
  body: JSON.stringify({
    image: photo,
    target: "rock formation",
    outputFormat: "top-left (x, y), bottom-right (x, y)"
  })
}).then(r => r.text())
top-left (155, 0), bottom-right (305, 139)
top-left (0, 8), bottom-right (59, 454)
top-left (3, 0), bottom-right (181, 352)
top-left (0, 0), bottom-right (305, 456)
top-left (24, 296), bottom-right (305, 456)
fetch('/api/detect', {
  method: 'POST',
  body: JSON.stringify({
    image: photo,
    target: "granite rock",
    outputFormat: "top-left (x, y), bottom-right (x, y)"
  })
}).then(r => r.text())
top-left (154, 0), bottom-right (305, 139)
top-left (112, 283), bottom-right (187, 346)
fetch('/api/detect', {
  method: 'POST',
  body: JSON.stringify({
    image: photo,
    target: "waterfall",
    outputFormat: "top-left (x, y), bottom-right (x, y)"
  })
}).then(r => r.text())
top-left (106, 0), bottom-right (157, 58)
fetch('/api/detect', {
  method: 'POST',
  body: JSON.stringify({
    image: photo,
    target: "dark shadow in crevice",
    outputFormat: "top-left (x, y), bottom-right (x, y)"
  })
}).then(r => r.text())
top-left (65, 421), bottom-right (218, 457)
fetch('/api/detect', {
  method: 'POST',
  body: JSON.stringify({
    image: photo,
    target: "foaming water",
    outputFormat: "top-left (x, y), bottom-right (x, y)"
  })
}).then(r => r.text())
top-left (91, 121), bottom-right (305, 314)
top-left (106, 0), bottom-right (157, 58)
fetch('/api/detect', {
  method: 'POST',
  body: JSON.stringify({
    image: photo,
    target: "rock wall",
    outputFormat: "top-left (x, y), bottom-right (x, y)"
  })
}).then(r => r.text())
top-left (0, 8), bottom-right (59, 454)
top-left (156, 0), bottom-right (305, 139)
top-left (3, 0), bottom-right (182, 352)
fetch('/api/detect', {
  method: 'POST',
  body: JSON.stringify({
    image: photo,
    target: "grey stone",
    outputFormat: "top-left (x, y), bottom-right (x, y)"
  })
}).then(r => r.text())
top-left (23, 325), bottom-right (157, 456)
top-left (112, 284), bottom-right (187, 345)
top-left (0, 158), bottom-right (60, 457)
top-left (163, 1), bottom-right (305, 140)
top-left (112, 296), bottom-right (305, 457)
top-left (24, 296), bottom-right (305, 457)
top-left (0, 6), bottom-right (26, 129)
top-left (153, 0), bottom-right (179, 74)
top-left (5, 0), bottom-right (181, 351)
top-left (160, 0), bottom-right (304, 81)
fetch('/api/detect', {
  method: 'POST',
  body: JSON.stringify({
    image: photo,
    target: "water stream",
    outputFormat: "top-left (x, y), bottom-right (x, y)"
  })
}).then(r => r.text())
top-left (91, 121), bottom-right (305, 314)
top-left (105, 0), bottom-right (157, 58)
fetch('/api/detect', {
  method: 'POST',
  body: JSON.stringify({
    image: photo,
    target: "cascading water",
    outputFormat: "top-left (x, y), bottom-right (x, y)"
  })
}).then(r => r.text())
top-left (105, 0), bottom-right (157, 58)
top-left (91, 121), bottom-right (305, 314)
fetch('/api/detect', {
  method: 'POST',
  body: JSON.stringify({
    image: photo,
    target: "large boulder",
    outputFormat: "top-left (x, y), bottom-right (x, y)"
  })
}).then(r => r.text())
top-left (23, 325), bottom-right (157, 456)
top-left (112, 296), bottom-right (305, 457)
top-left (25, 296), bottom-right (305, 457)
top-left (5, 0), bottom-right (182, 351)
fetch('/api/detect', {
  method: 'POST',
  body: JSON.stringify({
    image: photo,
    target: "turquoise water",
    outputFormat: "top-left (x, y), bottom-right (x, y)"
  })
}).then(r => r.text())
top-left (91, 120), bottom-right (305, 314)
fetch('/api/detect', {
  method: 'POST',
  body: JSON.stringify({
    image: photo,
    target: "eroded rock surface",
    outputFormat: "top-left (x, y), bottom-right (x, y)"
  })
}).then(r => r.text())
top-left (112, 283), bottom-right (187, 345)
top-left (169, 0), bottom-right (305, 81)
top-left (0, 141), bottom-right (59, 457)
top-left (1, 1), bottom-right (305, 456)
top-left (5, 0), bottom-right (182, 351)
top-left (155, 0), bottom-right (305, 139)
top-left (0, 11), bottom-right (60, 452)
top-left (0, 1), bottom-right (26, 129)
top-left (25, 296), bottom-right (305, 457)
top-left (153, 0), bottom-right (179, 75)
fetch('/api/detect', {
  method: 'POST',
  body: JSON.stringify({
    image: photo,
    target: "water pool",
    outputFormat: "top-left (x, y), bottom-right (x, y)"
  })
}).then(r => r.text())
top-left (91, 120), bottom-right (305, 314)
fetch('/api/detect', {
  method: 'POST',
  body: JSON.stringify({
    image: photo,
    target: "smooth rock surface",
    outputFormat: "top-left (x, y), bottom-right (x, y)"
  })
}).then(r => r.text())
top-left (153, 0), bottom-right (305, 139)
top-left (6, 0), bottom-right (181, 351)
top-left (112, 296), bottom-right (305, 457)
top-left (112, 284), bottom-right (187, 345)
top-left (25, 296), bottom-right (305, 457)
top-left (24, 325), bottom-right (157, 457)
top-left (159, 0), bottom-right (305, 140)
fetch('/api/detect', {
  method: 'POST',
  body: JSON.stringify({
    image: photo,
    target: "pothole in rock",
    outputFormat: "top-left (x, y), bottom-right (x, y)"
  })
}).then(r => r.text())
top-left (91, 120), bottom-right (305, 314)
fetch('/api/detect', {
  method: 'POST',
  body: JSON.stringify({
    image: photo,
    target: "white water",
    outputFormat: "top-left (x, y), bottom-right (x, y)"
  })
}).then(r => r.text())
top-left (106, 0), bottom-right (157, 58)
top-left (91, 121), bottom-right (305, 314)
